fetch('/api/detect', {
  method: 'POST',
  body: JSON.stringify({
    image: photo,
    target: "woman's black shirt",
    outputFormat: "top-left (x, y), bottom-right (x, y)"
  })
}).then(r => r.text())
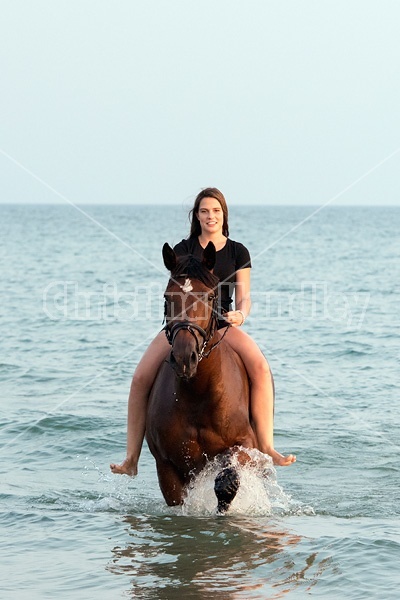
top-left (173, 237), bottom-right (251, 322)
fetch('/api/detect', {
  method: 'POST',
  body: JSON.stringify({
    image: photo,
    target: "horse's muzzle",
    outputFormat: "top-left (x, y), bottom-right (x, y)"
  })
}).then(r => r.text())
top-left (169, 349), bottom-right (199, 380)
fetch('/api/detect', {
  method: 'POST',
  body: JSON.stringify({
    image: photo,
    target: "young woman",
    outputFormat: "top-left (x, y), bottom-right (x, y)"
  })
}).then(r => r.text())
top-left (110, 188), bottom-right (296, 476)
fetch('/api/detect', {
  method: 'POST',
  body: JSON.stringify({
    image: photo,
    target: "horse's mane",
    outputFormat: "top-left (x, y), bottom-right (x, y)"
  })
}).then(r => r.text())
top-left (171, 254), bottom-right (219, 290)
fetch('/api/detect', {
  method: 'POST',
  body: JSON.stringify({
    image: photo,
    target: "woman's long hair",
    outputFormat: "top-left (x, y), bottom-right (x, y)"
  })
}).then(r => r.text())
top-left (188, 188), bottom-right (229, 239)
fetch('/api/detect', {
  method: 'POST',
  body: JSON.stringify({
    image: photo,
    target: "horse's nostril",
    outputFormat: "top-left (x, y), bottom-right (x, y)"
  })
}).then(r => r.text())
top-left (190, 351), bottom-right (197, 365)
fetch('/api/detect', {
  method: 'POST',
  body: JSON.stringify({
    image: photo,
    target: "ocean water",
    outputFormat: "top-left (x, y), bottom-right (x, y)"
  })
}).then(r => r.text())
top-left (1, 203), bottom-right (399, 599)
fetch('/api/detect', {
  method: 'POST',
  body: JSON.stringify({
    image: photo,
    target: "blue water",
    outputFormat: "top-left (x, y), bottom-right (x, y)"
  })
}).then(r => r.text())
top-left (1, 204), bottom-right (399, 599)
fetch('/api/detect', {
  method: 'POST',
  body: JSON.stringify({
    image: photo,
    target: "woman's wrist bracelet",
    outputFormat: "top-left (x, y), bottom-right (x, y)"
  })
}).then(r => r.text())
top-left (237, 310), bottom-right (245, 326)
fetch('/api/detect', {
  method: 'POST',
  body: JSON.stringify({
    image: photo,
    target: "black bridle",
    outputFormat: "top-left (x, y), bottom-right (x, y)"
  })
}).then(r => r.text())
top-left (163, 290), bottom-right (229, 362)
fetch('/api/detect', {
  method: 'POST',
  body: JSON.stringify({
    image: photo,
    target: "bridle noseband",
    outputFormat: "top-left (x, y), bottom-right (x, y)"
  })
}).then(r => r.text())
top-left (163, 291), bottom-right (228, 362)
top-left (165, 321), bottom-right (210, 359)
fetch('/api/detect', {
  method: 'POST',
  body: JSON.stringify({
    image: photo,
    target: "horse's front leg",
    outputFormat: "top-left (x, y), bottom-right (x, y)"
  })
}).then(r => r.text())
top-left (155, 459), bottom-right (186, 506)
top-left (214, 466), bottom-right (240, 514)
top-left (214, 445), bottom-right (254, 514)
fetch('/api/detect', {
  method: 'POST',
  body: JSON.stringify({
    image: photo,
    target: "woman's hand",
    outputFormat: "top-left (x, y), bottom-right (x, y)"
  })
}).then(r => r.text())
top-left (224, 310), bottom-right (246, 327)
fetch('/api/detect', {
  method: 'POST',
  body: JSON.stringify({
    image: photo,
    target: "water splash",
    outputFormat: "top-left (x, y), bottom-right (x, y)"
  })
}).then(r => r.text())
top-left (31, 452), bottom-right (312, 517)
top-left (181, 448), bottom-right (293, 517)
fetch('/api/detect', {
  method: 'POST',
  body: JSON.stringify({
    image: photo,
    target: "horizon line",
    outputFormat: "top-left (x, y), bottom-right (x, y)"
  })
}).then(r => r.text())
top-left (0, 202), bottom-right (399, 208)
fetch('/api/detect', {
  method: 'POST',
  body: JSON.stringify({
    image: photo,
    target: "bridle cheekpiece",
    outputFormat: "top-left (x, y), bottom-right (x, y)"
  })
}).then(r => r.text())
top-left (163, 282), bottom-right (224, 362)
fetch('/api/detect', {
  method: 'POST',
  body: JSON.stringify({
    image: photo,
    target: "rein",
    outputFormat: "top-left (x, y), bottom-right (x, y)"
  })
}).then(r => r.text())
top-left (198, 323), bottom-right (230, 361)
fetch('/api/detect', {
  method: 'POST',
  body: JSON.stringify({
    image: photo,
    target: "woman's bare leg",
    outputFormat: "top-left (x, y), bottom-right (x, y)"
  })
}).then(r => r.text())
top-left (110, 330), bottom-right (171, 476)
top-left (222, 327), bottom-right (296, 466)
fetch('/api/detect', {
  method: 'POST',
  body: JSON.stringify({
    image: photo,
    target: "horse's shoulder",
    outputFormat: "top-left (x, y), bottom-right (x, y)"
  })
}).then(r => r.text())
top-left (221, 341), bottom-right (247, 373)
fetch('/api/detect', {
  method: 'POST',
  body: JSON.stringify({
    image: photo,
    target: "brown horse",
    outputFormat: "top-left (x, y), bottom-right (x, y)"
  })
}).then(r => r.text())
top-left (146, 241), bottom-right (258, 513)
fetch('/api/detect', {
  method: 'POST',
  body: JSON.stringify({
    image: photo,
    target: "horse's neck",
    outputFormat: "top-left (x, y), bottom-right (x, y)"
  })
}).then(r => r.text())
top-left (190, 344), bottom-right (225, 394)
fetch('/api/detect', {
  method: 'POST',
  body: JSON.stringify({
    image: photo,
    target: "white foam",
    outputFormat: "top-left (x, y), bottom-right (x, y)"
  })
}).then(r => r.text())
top-left (181, 448), bottom-right (292, 517)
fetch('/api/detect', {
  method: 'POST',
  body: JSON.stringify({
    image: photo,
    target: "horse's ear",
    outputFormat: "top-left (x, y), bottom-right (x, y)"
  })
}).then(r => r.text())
top-left (202, 241), bottom-right (216, 271)
top-left (162, 243), bottom-right (177, 272)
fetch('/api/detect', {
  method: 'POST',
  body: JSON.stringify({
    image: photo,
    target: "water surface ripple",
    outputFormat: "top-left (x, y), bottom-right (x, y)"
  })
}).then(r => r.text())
top-left (1, 205), bottom-right (399, 599)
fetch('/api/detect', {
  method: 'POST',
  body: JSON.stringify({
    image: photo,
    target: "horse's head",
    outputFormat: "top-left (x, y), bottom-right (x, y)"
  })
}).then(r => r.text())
top-left (162, 242), bottom-right (219, 380)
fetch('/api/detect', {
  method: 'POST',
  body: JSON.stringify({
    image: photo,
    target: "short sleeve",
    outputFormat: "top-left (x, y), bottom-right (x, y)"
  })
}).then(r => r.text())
top-left (235, 242), bottom-right (252, 270)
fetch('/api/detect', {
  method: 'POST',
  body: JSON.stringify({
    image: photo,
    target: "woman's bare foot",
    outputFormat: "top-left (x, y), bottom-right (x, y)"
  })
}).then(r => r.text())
top-left (110, 457), bottom-right (138, 476)
top-left (273, 453), bottom-right (296, 467)
top-left (264, 448), bottom-right (296, 467)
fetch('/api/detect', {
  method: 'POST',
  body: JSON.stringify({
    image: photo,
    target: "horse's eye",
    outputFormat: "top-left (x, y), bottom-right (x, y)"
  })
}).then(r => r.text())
top-left (208, 294), bottom-right (215, 301)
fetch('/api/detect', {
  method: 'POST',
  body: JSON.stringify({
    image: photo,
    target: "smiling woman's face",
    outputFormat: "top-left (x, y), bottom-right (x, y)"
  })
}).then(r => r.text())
top-left (196, 197), bottom-right (224, 235)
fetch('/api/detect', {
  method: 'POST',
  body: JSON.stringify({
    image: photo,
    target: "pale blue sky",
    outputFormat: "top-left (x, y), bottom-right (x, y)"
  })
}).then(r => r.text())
top-left (1, 0), bottom-right (399, 205)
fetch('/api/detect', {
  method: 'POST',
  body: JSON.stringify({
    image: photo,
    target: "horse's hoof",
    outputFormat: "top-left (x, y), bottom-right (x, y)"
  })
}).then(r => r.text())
top-left (214, 467), bottom-right (240, 514)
